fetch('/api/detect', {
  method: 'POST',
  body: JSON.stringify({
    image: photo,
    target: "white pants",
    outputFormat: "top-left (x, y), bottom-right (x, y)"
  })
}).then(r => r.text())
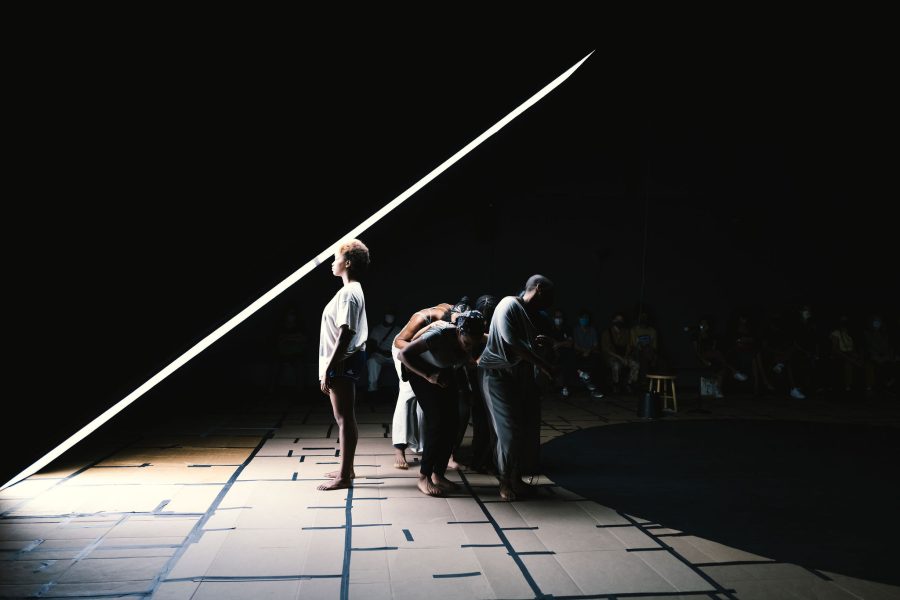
top-left (391, 345), bottom-right (424, 451)
top-left (367, 352), bottom-right (393, 391)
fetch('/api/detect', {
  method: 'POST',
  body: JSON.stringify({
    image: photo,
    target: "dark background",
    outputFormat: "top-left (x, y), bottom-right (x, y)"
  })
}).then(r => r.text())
top-left (5, 32), bottom-right (895, 485)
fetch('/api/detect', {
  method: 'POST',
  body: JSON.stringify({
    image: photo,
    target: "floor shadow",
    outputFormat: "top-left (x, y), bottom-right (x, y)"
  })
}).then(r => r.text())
top-left (541, 418), bottom-right (900, 585)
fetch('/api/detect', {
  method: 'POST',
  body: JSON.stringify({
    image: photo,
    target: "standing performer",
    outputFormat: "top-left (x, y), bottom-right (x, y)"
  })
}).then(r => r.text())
top-left (317, 239), bottom-right (370, 491)
top-left (478, 275), bottom-right (556, 501)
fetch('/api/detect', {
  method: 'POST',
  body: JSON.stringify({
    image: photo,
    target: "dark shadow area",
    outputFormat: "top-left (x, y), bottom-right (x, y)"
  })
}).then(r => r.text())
top-left (541, 418), bottom-right (900, 585)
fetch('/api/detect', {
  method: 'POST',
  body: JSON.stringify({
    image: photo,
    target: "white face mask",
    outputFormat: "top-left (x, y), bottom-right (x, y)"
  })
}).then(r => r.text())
top-left (384, 315), bottom-right (395, 325)
top-left (873, 320), bottom-right (882, 329)
top-left (553, 318), bottom-right (563, 326)
top-left (801, 310), bottom-right (811, 321)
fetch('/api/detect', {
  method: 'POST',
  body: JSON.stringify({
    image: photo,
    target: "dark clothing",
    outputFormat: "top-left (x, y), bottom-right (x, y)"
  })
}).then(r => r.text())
top-left (326, 350), bottom-right (366, 383)
top-left (408, 369), bottom-right (459, 478)
top-left (454, 365), bottom-right (496, 472)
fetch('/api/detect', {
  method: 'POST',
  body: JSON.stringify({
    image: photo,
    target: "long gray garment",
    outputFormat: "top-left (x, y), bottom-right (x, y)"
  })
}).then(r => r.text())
top-left (478, 295), bottom-right (543, 479)
top-left (478, 362), bottom-right (541, 478)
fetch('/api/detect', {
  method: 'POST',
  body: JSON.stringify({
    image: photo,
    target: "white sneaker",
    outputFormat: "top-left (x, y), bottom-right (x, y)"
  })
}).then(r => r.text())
top-left (561, 387), bottom-right (570, 398)
top-left (578, 370), bottom-right (591, 381)
top-left (714, 383), bottom-right (725, 399)
top-left (790, 387), bottom-right (806, 399)
top-left (733, 372), bottom-right (749, 382)
top-left (591, 390), bottom-right (605, 399)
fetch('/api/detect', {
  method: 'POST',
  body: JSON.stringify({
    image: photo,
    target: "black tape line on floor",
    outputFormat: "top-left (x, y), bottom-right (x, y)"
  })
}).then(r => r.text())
top-left (1, 437), bottom-right (140, 517)
top-left (340, 482), bottom-right (354, 600)
top-left (547, 590), bottom-right (735, 599)
top-left (694, 560), bottom-right (778, 567)
top-left (302, 523), bottom-right (391, 530)
top-left (433, 571), bottom-right (481, 579)
top-left (164, 574), bottom-right (341, 583)
top-left (403, 529), bottom-right (413, 541)
top-left (617, 511), bottom-right (738, 600)
top-left (457, 470), bottom-right (545, 598)
top-left (149, 411), bottom-right (287, 597)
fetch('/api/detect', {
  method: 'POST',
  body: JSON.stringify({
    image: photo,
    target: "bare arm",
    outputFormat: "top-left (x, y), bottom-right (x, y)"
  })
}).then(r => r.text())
top-left (398, 336), bottom-right (447, 387)
top-left (393, 304), bottom-right (451, 350)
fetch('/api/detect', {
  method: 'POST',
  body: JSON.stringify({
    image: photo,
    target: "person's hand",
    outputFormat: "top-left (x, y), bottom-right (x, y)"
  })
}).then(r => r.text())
top-left (320, 373), bottom-right (333, 395)
top-left (426, 371), bottom-right (448, 387)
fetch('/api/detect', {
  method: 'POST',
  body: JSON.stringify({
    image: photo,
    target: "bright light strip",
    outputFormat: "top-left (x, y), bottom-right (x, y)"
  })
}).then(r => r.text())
top-left (2, 51), bottom-right (594, 491)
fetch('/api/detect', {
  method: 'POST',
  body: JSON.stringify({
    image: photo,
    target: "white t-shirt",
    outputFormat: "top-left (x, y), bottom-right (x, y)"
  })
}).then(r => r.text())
top-left (318, 281), bottom-right (367, 380)
top-left (478, 296), bottom-right (536, 370)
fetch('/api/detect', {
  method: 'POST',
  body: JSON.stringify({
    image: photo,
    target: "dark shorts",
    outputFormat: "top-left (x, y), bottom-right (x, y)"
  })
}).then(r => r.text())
top-left (326, 350), bottom-right (366, 383)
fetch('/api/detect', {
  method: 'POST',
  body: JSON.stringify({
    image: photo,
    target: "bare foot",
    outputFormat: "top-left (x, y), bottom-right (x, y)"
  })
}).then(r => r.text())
top-left (499, 482), bottom-right (517, 502)
top-left (417, 475), bottom-right (445, 497)
top-left (447, 456), bottom-right (462, 470)
top-left (317, 477), bottom-right (352, 491)
top-left (393, 449), bottom-right (408, 470)
top-left (323, 470), bottom-right (355, 479)
top-left (431, 474), bottom-right (460, 492)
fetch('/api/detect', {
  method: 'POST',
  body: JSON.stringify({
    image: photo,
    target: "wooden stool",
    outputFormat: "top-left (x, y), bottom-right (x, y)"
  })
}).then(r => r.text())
top-left (647, 374), bottom-right (678, 413)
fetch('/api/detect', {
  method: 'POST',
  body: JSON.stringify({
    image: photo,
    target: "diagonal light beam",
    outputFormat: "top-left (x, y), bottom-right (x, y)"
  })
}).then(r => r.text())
top-left (2, 50), bottom-right (594, 491)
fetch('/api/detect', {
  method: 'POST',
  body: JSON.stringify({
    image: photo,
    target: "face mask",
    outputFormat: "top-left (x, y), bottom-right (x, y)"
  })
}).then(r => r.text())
top-left (384, 315), bottom-right (395, 325)
top-left (801, 310), bottom-right (811, 320)
top-left (873, 320), bottom-right (882, 329)
top-left (579, 318), bottom-right (589, 327)
top-left (699, 324), bottom-right (707, 331)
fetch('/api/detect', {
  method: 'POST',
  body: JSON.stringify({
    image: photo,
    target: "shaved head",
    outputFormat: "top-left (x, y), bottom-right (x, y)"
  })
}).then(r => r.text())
top-left (523, 274), bottom-right (555, 310)
top-left (525, 274), bottom-right (554, 292)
